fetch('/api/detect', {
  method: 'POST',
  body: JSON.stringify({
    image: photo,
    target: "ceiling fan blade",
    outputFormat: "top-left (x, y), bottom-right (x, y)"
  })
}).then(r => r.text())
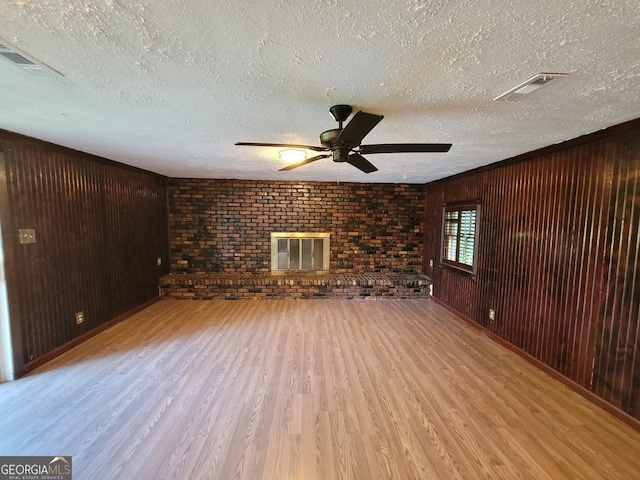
top-left (279, 154), bottom-right (330, 171)
top-left (236, 142), bottom-right (327, 152)
top-left (346, 153), bottom-right (378, 173)
top-left (334, 111), bottom-right (384, 148)
top-left (359, 143), bottom-right (452, 154)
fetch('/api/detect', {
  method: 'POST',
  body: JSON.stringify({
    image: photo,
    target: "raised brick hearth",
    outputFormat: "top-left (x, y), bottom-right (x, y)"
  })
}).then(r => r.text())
top-left (159, 272), bottom-right (432, 300)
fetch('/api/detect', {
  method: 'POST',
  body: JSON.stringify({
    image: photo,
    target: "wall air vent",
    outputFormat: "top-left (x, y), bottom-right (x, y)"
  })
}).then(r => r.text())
top-left (494, 73), bottom-right (568, 101)
top-left (0, 40), bottom-right (63, 76)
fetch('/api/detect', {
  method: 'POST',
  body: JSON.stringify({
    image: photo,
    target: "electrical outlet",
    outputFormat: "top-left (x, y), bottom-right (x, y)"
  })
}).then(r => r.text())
top-left (75, 311), bottom-right (84, 325)
top-left (156, 257), bottom-right (162, 266)
top-left (429, 259), bottom-right (434, 267)
top-left (489, 309), bottom-right (495, 321)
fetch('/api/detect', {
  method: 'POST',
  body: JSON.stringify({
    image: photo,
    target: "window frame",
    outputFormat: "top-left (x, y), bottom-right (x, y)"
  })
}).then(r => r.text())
top-left (270, 232), bottom-right (330, 274)
top-left (440, 201), bottom-right (480, 275)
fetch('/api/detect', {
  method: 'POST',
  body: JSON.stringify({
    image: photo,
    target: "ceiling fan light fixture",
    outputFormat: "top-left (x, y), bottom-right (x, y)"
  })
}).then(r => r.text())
top-left (279, 149), bottom-right (307, 162)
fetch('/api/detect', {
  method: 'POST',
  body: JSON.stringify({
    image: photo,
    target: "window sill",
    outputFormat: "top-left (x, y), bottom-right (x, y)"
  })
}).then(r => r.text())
top-left (440, 262), bottom-right (476, 277)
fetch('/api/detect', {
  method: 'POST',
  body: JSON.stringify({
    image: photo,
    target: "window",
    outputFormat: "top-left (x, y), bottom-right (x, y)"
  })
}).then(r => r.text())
top-left (271, 232), bottom-right (330, 273)
top-left (441, 203), bottom-right (479, 273)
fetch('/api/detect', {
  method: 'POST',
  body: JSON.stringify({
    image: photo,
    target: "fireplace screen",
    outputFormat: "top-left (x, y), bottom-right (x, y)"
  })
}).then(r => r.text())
top-left (271, 232), bottom-right (330, 273)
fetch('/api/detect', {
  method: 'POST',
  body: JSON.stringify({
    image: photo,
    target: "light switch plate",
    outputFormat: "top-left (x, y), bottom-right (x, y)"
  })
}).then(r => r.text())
top-left (19, 228), bottom-right (36, 244)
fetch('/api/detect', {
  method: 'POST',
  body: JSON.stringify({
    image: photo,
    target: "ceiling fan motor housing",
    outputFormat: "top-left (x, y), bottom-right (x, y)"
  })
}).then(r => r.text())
top-left (331, 149), bottom-right (350, 162)
top-left (319, 129), bottom-right (340, 147)
top-left (320, 129), bottom-right (350, 162)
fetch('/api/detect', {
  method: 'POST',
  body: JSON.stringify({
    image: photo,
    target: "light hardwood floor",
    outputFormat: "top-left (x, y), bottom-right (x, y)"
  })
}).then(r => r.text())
top-left (2, 299), bottom-right (640, 479)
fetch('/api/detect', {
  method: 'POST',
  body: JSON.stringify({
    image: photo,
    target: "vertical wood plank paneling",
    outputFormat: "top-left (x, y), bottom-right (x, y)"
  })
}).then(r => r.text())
top-left (424, 119), bottom-right (640, 421)
top-left (437, 174), bottom-right (480, 321)
top-left (423, 183), bottom-right (444, 291)
top-left (0, 131), bottom-right (169, 374)
top-left (592, 133), bottom-right (640, 417)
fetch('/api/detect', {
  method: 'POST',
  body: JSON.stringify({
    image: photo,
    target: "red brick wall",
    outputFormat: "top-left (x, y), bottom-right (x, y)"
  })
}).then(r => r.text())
top-left (168, 179), bottom-right (424, 274)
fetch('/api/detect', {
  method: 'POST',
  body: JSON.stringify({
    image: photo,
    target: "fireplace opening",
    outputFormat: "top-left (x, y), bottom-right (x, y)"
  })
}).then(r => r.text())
top-left (270, 232), bottom-right (330, 274)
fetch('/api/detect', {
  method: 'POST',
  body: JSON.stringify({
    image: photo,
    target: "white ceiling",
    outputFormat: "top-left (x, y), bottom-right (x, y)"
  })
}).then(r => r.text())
top-left (1, 0), bottom-right (639, 183)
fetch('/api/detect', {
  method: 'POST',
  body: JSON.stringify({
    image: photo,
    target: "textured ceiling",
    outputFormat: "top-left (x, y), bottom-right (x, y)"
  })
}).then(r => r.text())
top-left (1, 0), bottom-right (639, 183)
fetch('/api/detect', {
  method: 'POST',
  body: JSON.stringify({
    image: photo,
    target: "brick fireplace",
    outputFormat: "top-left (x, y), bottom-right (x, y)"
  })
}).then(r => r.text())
top-left (164, 179), bottom-right (430, 299)
top-left (168, 179), bottom-right (425, 275)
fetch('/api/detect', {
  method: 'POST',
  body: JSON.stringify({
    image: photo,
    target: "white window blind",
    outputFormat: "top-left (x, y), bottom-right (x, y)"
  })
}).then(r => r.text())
top-left (442, 204), bottom-right (479, 273)
top-left (458, 209), bottom-right (476, 266)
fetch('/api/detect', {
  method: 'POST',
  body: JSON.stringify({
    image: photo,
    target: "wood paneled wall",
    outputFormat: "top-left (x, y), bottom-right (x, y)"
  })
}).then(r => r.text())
top-left (0, 131), bottom-right (169, 375)
top-left (424, 119), bottom-right (640, 420)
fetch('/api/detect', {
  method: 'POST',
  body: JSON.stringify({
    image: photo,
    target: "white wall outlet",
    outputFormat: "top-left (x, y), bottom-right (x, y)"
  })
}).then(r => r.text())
top-left (429, 259), bottom-right (434, 267)
top-left (489, 309), bottom-right (495, 321)
top-left (75, 311), bottom-right (84, 325)
top-left (156, 257), bottom-right (162, 266)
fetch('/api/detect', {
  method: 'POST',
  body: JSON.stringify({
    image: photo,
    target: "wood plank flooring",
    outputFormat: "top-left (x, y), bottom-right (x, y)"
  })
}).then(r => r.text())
top-left (2, 299), bottom-right (640, 479)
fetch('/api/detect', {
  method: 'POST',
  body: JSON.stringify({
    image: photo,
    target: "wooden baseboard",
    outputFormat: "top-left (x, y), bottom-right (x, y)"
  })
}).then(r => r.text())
top-left (23, 297), bottom-right (161, 375)
top-left (431, 297), bottom-right (640, 433)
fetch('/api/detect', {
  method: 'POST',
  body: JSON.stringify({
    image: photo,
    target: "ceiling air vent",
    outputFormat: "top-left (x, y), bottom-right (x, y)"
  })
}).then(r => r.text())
top-left (494, 73), bottom-right (568, 101)
top-left (0, 46), bottom-right (37, 66)
top-left (0, 40), bottom-right (62, 76)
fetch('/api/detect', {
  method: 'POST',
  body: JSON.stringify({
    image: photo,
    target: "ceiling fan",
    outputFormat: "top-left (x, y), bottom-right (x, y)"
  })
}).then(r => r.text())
top-left (236, 104), bottom-right (452, 173)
